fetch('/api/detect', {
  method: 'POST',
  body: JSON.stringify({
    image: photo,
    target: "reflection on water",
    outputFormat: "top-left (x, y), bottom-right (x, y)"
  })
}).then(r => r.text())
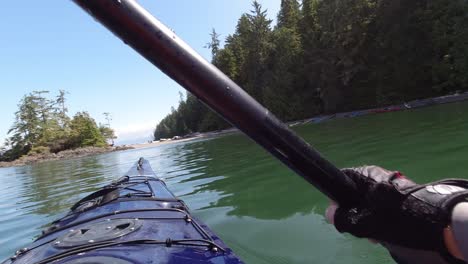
top-left (162, 136), bottom-right (390, 264)
top-left (2, 102), bottom-right (468, 263)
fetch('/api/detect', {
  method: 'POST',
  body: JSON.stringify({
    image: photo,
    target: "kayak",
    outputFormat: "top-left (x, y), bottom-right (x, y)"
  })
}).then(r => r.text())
top-left (2, 158), bottom-right (244, 264)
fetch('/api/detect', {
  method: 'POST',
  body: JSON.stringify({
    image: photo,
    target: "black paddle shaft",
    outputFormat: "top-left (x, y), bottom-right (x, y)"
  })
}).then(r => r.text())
top-left (73, 0), bottom-right (358, 206)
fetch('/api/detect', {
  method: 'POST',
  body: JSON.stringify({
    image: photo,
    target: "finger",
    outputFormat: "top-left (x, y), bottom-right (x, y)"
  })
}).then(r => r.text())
top-left (325, 201), bottom-right (338, 224)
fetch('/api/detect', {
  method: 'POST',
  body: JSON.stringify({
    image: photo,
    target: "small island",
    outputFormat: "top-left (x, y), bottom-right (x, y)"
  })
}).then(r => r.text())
top-left (0, 90), bottom-right (132, 167)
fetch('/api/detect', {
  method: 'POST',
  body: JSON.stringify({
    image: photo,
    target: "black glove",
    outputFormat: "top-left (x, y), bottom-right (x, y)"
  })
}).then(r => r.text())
top-left (334, 166), bottom-right (468, 257)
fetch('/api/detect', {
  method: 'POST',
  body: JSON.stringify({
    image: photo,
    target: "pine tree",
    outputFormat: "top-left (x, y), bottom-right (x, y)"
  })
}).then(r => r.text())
top-left (152, 0), bottom-right (468, 137)
top-left (205, 28), bottom-right (221, 59)
top-left (100, 112), bottom-right (116, 145)
top-left (69, 112), bottom-right (106, 148)
top-left (264, 0), bottom-right (306, 120)
top-left (277, 0), bottom-right (301, 29)
top-left (242, 1), bottom-right (273, 104)
top-left (6, 93), bottom-right (42, 156)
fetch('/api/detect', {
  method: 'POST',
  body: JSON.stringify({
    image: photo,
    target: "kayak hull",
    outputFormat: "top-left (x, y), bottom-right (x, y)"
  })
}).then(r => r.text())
top-left (2, 158), bottom-right (243, 264)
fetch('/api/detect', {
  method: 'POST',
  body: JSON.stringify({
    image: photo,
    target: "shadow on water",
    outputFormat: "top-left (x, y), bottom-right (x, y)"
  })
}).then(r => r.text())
top-left (153, 102), bottom-right (468, 263)
top-left (164, 102), bottom-right (468, 221)
top-left (172, 134), bottom-right (326, 220)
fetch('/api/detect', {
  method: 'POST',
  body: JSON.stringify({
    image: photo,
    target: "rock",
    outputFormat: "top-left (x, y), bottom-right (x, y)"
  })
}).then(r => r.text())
top-left (0, 145), bottom-right (135, 168)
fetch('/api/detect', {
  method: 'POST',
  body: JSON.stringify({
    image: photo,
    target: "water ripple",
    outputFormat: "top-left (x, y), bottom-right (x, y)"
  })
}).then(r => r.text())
top-left (2, 102), bottom-right (468, 263)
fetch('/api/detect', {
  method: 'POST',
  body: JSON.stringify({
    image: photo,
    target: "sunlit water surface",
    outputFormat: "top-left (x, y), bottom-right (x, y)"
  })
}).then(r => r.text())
top-left (1, 102), bottom-right (468, 263)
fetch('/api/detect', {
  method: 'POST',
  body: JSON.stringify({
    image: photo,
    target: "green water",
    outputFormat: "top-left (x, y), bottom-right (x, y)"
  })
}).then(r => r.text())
top-left (1, 102), bottom-right (468, 263)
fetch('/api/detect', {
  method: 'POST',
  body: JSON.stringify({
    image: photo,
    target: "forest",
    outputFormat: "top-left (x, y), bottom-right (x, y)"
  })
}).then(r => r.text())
top-left (0, 91), bottom-right (116, 161)
top-left (154, 0), bottom-right (468, 140)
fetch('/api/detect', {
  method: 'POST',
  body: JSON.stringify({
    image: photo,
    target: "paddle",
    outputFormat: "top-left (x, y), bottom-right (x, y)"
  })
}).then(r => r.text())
top-left (72, 0), bottom-right (358, 206)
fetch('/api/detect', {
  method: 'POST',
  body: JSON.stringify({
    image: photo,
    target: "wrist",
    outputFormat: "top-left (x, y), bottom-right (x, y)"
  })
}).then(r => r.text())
top-left (444, 226), bottom-right (464, 261)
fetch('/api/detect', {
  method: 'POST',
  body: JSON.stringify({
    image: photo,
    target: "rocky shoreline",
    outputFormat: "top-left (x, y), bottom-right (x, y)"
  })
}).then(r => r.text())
top-left (0, 145), bottom-right (134, 168)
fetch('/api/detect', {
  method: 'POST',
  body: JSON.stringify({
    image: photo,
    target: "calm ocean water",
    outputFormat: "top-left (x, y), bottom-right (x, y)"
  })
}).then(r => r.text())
top-left (1, 102), bottom-right (468, 263)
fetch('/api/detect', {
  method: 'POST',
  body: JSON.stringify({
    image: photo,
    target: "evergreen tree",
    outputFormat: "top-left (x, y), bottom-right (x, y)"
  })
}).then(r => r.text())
top-left (54, 90), bottom-right (70, 128)
top-left (153, 0), bottom-right (468, 138)
top-left (277, 0), bottom-right (301, 29)
top-left (242, 1), bottom-right (273, 104)
top-left (69, 112), bottom-right (106, 148)
top-left (299, 0), bottom-right (323, 111)
top-left (205, 28), bottom-right (221, 59)
top-left (6, 92), bottom-right (46, 156)
top-left (100, 112), bottom-right (116, 145)
top-left (264, 0), bottom-right (307, 120)
top-left (1, 91), bottom-right (115, 161)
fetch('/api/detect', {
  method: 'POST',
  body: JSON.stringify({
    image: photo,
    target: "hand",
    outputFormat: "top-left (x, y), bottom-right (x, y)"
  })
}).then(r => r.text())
top-left (326, 203), bottom-right (466, 264)
top-left (326, 166), bottom-right (468, 260)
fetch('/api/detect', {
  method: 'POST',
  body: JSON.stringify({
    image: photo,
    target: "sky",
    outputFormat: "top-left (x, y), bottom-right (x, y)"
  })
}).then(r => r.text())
top-left (0, 0), bottom-right (281, 145)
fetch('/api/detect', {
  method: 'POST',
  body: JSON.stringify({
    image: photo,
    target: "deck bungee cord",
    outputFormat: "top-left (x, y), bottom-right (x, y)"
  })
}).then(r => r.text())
top-left (3, 158), bottom-right (241, 264)
top-left (2, 1), bottom-right (370, 263)
top-left (3, 1), bottom-right (468, 263)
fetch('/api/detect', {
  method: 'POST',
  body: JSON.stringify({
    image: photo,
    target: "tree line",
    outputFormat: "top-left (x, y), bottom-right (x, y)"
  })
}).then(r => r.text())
top-left (153, 0), bottom-right (468, 140)
top-left (0, 91), bottom-right (116, 161)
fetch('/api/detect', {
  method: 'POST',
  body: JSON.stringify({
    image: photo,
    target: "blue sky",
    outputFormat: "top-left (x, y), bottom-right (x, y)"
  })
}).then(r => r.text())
top-left (0, 0), bottom-right (280, 145)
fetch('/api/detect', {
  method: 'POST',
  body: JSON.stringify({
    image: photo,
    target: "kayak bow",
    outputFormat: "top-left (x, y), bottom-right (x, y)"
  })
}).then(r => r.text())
top-left (2, 158), bottom-right (244, 264)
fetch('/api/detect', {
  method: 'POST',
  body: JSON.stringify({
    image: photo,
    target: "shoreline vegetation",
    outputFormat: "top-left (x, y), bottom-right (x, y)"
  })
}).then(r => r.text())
top-left (0, 145), bottom-right (133, 168)
top-left (154, 0), bottom-right (468, 141)
top-left (4, 1), bottom-right (468, 166)
top-left (0, 90), bottom-right (119, 165)
top-left (145, 91), bottom-right (468, 152)
top-left (2, 91), bottom-right (466, 168)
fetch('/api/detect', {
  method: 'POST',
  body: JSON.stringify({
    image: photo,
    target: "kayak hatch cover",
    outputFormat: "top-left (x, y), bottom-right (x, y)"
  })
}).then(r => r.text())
top-left (2, 158), bottom-right (244, 264)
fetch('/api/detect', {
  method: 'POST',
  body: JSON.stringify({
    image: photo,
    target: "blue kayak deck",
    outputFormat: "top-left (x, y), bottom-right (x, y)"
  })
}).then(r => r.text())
top-left (3, 158), bottom-right (243, 264)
